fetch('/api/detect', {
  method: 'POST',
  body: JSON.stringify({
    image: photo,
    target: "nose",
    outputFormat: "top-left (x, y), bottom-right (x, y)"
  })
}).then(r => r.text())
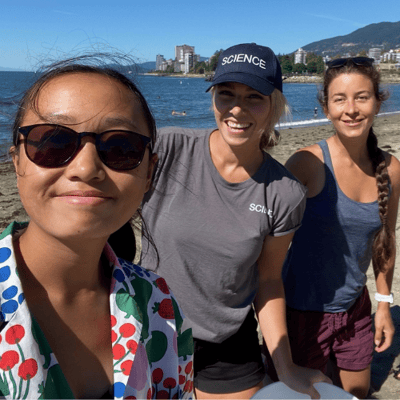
top-left (64, 139), bottom-right (106, 182)
top-left (345, 99), bottom-right (358, 115)
top-left (230, 97), bottom-right (246, 116)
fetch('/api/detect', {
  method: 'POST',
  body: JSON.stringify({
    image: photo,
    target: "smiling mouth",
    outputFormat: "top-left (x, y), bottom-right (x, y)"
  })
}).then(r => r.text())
top-left (343, 120), bottom-right (363, 126)
top-left (56, 190), bottom-right (111, 205)
top-left (226, 121), bottom-right (251, 131)
top-left (59, 190), bottom-right (109, 198)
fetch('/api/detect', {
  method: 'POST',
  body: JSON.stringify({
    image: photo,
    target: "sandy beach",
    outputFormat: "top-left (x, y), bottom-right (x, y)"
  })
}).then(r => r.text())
top-left (1, 114), bottom-right (400, 398)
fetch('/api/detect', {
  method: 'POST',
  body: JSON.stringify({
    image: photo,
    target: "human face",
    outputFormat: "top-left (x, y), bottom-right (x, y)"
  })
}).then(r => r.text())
top-left (13, 73), bottom-right (156, 241)
top-left (325, 73), bottom-right (380, 141)
top-left (213, 82), bottom-right (271, 150)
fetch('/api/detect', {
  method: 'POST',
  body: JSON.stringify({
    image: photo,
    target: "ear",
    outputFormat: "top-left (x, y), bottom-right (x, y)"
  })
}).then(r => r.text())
top-left (375, 101), bottom-right (381, 115)
top-left (145, 153), bottom-right (158, 192)
top-left (10, 146), bottom-right (19, 173)
top-left (323, 107), bottom-right (331, 120)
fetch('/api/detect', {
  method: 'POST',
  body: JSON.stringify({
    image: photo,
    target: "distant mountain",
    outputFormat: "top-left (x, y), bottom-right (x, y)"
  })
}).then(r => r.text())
top-left (137, 61), bottom-right (156, 72)
top-left (300, 21), bottom-right (400, 56)
top-left (0, 66), bottom-right (25, 71)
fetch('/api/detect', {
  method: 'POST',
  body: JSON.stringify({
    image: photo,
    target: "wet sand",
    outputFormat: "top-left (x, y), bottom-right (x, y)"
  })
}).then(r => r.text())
top-left (1, 113), bottom-right (400, 398)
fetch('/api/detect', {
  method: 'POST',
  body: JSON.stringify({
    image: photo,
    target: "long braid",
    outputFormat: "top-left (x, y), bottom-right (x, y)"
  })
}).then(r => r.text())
top-left (367, 128), bottom-right (393, 273)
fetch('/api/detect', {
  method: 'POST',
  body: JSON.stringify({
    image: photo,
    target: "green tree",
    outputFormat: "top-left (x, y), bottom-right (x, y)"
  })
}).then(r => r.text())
top-left (306, 52), bottom-right (319, 63)
top-left (209, 49), bottom-right (224, 71)
top-left (193, 61), bottom-right (207, 74)
top-left (293, 63), bottom-right (307, 73)
top-left (281, 58), bottom-right (293, 74)
top-left (278, 55), bottom-right (294, 74)
top-left (306, 60), bottom-right (318, 73)
top-left (315, 56), bottom-right (325, 74)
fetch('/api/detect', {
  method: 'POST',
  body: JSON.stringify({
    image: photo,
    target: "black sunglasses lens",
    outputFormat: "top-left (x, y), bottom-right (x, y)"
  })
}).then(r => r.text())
top-left (25, 125), bottom-right (78, 167)
top-left (98, 131), bottom-right (148, 170)
top-left (353, 57), bottom-right (374, 66)
top-left (327, 58), bottom-right (346, 68)
top-left (328, 57), bottom-right (374, 69)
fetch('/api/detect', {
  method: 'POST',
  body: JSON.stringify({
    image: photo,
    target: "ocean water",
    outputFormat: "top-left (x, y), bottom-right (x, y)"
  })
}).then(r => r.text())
top-left (1, 71), bottom-right (400, 161)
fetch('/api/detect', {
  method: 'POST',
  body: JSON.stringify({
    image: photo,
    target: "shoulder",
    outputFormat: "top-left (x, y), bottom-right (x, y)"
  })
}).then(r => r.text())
top-left (284, 143), bottom-right (326, 197)
top-left (118, 259), bottom-right (180, 315)
top-left (384, 152), bottom-right (400, 201)
top-left (119, 260), bottom-right (189, 337)
top-left (263, 155), bottom-right (307, 215)
top-left (118, 259), bottom-right (170, 295)
top-left (285, 144), bottom-right (324, 184)
top-left (385, 152), bottom-right (400, 185)
top-left (155, 127), bottom-right (213, 155)
top-left (156, 127), bottom-right (213, 142)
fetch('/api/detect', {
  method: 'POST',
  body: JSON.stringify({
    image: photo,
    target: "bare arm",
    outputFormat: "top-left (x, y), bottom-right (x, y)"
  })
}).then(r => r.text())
top-left (254, 233), bottom-right (330, 399)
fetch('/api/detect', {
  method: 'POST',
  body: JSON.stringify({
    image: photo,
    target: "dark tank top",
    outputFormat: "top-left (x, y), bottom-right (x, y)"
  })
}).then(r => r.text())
top-left (282, 139), bottom-right (382, 312)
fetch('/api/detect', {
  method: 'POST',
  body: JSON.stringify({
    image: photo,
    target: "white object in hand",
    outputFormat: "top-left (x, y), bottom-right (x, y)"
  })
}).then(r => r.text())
top-left (251, 381), bottom-right (358, 399)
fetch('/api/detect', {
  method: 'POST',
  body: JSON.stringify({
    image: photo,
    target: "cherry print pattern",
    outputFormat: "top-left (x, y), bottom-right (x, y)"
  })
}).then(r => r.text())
top-left (0, 350), bottom-right (19, 371)
top-left (0, 222), bottom-right (194, 399)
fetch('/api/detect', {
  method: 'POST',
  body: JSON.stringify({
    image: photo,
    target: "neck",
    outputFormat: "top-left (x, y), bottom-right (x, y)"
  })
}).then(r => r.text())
top-left (329, 134), bottom-right (370, 165)
top-left (14, 222), bottom-right (110, 296)
top-left (209, 130), bottom-right (264, 182)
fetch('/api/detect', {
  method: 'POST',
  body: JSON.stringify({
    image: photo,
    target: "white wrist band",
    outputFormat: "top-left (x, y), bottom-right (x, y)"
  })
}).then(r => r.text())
top-left (374, 292), bottom-right (394, 303)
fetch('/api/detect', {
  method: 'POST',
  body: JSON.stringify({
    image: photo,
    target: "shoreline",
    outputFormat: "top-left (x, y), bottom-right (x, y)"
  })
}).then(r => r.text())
top-left (144, 72), bottom-right (400, 84)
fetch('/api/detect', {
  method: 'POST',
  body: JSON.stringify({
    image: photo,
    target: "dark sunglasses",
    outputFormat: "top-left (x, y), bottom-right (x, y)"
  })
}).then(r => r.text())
top-left (18, 124), bottom-right (152, 170)
top-left (327, 57), bottom-right (374, 69)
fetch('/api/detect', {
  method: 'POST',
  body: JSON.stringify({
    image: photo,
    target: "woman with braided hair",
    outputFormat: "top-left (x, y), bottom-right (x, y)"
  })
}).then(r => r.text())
top-left (281, 57), bottom-right (400, 399)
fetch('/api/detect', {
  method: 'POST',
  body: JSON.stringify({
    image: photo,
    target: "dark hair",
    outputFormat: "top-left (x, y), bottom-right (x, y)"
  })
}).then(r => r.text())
top-left (319, 59), bottom-right (392, 273)
top-left (12, 54), bottom-right (158, 264)
top-left (12, 55), bottom-right (156, 149)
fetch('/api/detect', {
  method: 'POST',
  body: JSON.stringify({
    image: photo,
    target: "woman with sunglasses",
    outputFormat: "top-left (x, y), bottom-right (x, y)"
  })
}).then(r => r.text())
top-left (282, 57), bottom-right (400, 398)
top-left (141, 43), bottom-right (329, 399)
top-left (0, 58), bottom-right (193, 399)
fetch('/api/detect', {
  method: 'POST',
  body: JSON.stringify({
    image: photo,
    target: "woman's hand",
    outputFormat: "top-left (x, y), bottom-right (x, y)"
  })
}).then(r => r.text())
top-left (278, 363), bottom-right (332, 399)
top-left (374, 303), bottom-right (395, 352)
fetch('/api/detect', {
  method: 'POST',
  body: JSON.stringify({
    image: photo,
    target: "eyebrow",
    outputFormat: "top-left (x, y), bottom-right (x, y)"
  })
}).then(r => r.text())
top-left (40, 114), bottom-right (139, 130)
top-left (331, 90), bottom-right (372, 97)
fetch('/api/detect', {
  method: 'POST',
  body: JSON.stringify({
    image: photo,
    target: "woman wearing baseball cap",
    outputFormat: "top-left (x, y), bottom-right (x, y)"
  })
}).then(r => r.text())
top-left (141, 43), bottom-right (329, 398)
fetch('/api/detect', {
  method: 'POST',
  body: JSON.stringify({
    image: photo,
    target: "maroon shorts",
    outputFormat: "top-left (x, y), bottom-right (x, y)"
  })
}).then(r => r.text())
top-left (286, 287), bottom-right (374, 372)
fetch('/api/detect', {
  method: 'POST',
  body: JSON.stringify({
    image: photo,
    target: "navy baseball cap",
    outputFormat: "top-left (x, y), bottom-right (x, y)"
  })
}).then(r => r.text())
top-left (206, 43), bottom-right (282, 95)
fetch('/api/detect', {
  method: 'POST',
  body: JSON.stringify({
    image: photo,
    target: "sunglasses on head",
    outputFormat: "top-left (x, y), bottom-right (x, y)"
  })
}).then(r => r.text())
top-left (327, 57), bottom-right (374, 69)
top-left (18, 124), bottom-right (152, 171)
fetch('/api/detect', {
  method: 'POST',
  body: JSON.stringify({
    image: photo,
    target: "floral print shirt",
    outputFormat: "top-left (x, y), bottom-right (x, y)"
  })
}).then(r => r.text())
top-left (0, 222), bottom-right (194, 399)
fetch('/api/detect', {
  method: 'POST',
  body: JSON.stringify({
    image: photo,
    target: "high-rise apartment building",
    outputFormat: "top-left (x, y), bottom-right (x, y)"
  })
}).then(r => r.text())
top-left (156, 54), bottom-right (166, 71)
top-left (184, 53), bottom-right (195, 73)
top-left (294, 48), bottom-right (307, 64)
top-left (175, 45), bottom-right (195, 62)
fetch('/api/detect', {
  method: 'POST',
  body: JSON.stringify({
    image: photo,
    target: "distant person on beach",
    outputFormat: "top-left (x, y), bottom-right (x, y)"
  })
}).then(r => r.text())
top-left (314, 107), bottom-right (318, 118)
top-left (283, 57), bottom-right (400, 399)
top-left (0, 57), bottom-right (193, 399)
top-left (141, 43), bottom-right (329, 399)
top-left (172, 110), bottom-right (186, 116)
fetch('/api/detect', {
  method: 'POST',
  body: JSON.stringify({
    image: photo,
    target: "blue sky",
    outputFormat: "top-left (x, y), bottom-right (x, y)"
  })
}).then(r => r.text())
top-left (1, 0), bottom-right (398, 70)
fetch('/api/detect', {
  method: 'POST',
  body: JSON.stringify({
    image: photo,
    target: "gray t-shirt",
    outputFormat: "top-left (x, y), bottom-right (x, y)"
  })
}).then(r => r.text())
top-left (141, 127), bottom-right (306, 343)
